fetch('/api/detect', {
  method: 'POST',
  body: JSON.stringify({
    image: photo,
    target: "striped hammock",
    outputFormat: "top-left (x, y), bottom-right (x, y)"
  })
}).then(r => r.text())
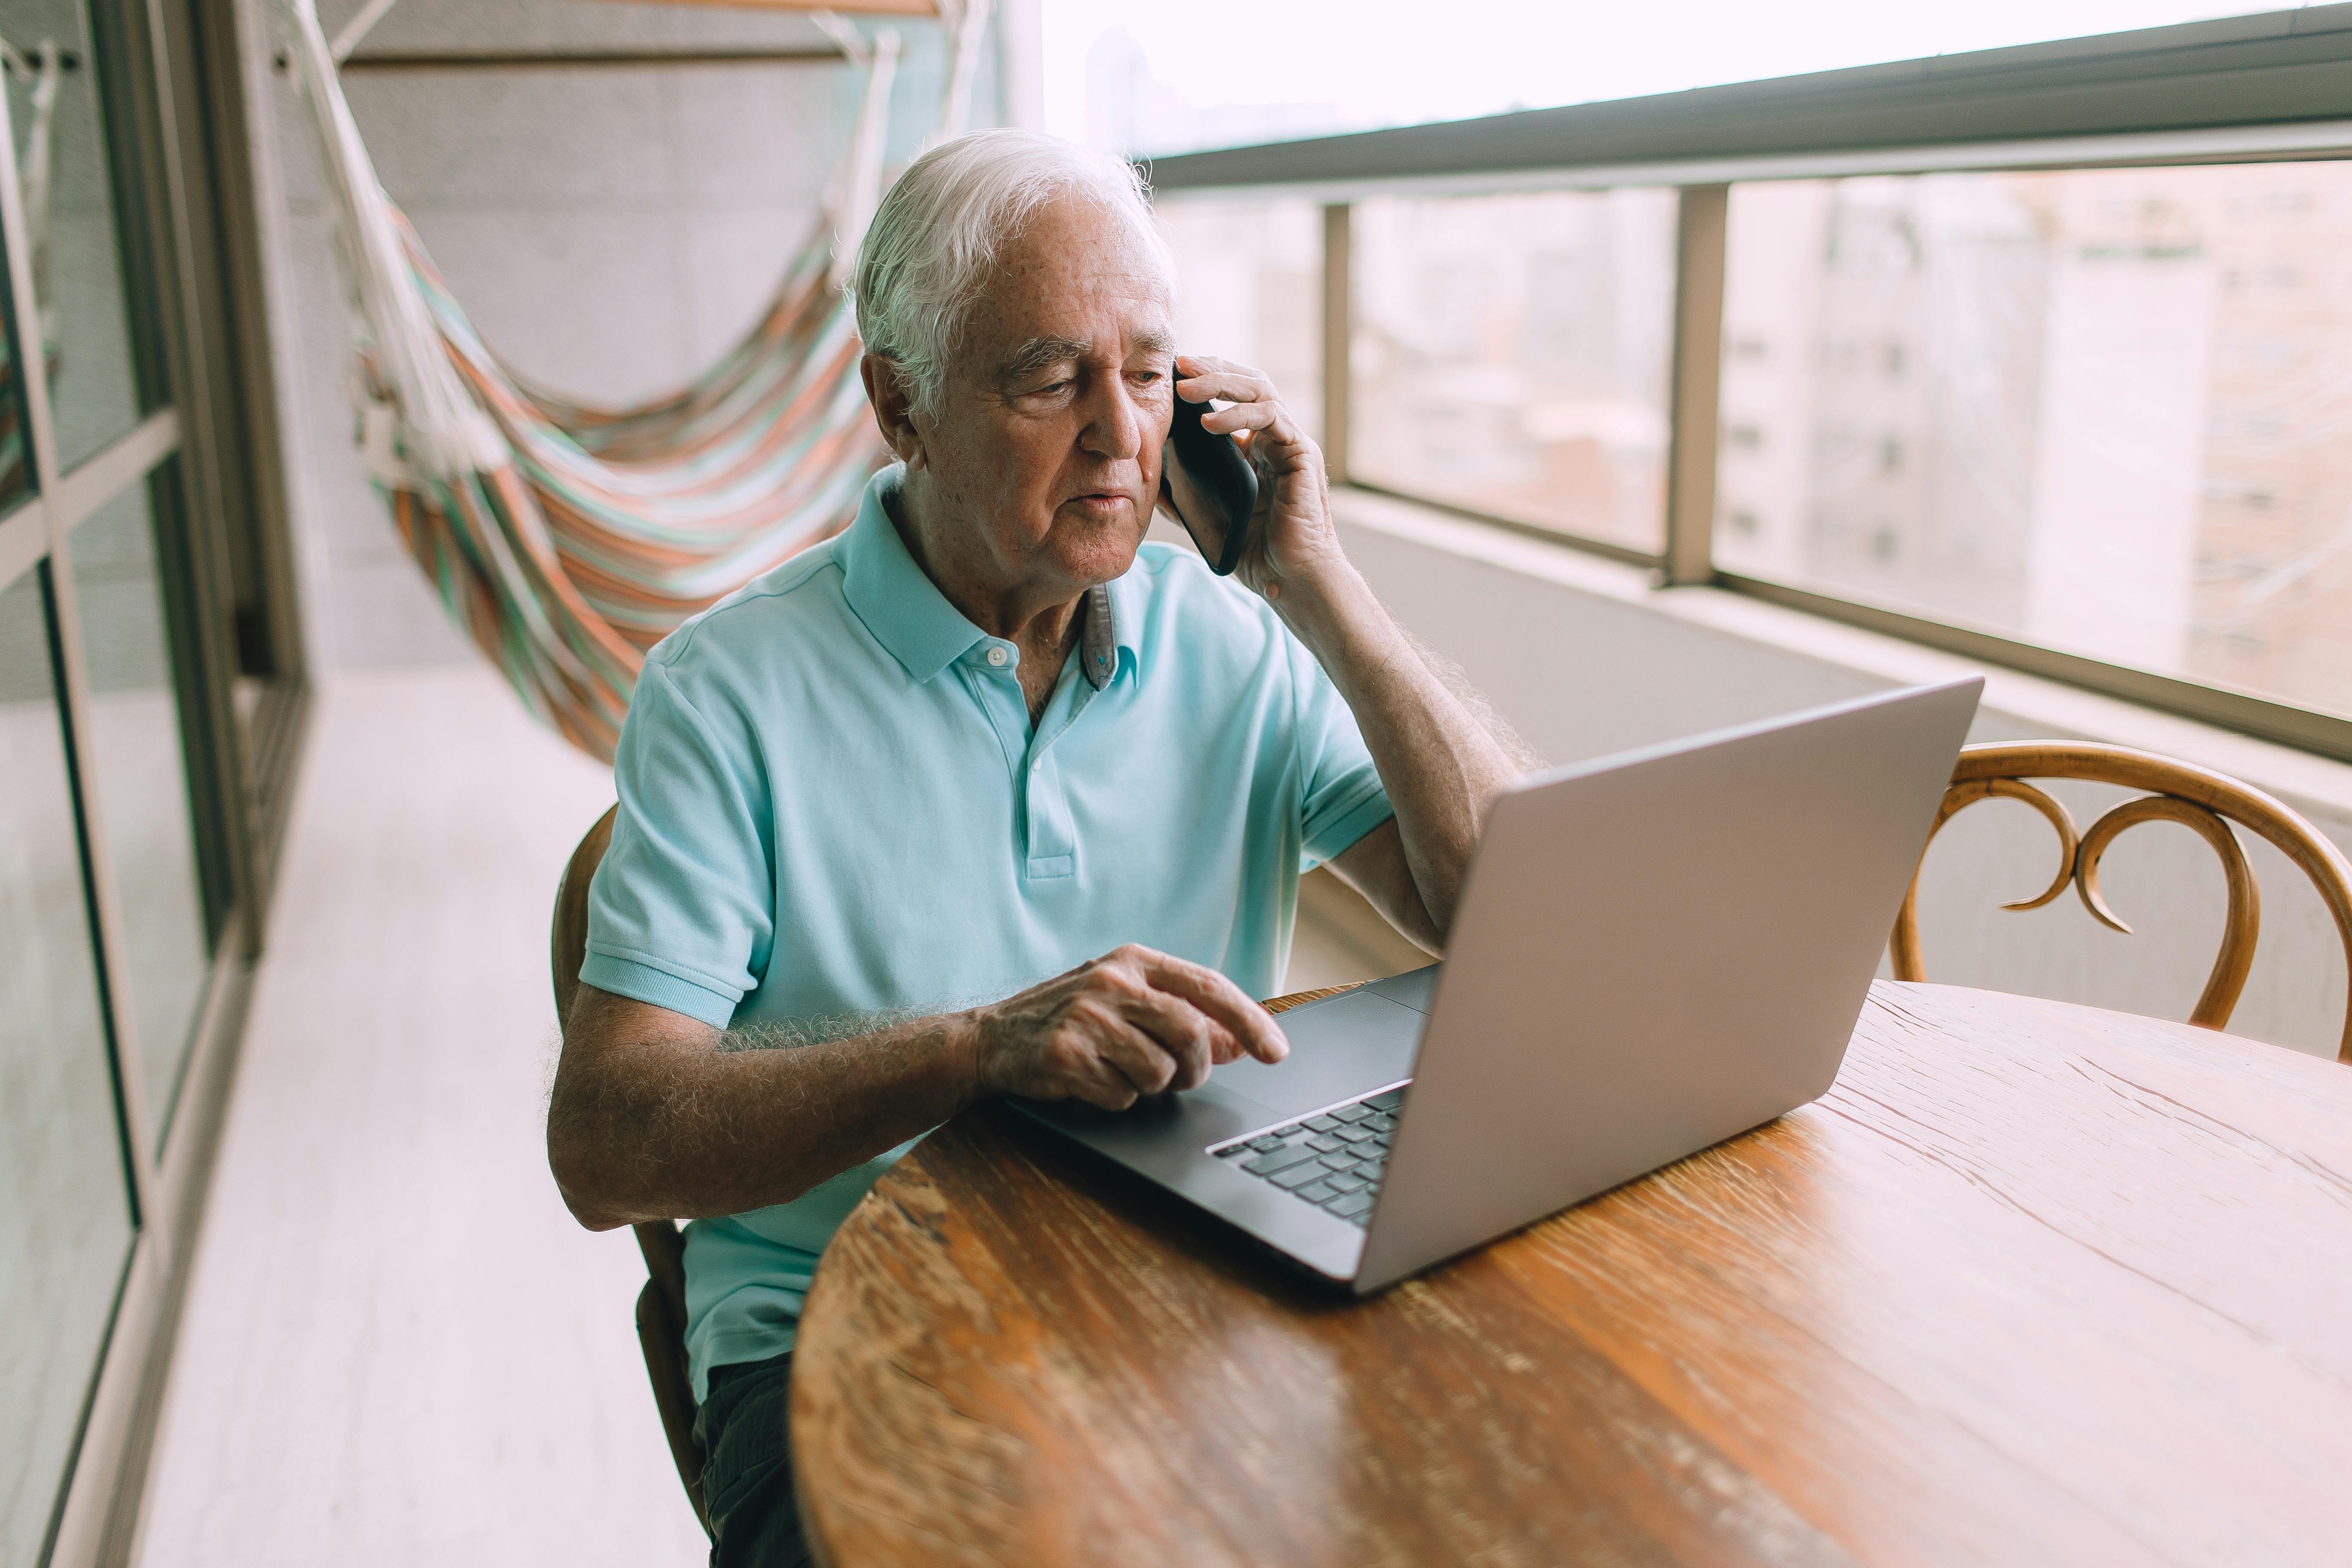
top-left (278, 0), bottom-right (990, 760)
top-left (380, 218), bottom-right (885, 759)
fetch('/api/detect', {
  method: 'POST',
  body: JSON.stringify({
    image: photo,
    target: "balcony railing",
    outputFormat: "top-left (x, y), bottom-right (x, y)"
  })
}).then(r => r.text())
top-left (1142, 6), bottom-right (2352, 762)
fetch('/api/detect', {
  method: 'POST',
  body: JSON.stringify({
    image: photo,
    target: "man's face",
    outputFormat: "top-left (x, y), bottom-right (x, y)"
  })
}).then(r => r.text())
top-left (911, 194), bottom-right (1176, 599)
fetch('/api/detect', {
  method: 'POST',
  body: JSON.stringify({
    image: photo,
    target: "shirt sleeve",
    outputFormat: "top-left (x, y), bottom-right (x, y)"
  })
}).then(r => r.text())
top-left (581, 657), bottom-right (772, 1029)
top-left (1287, 631), bottom-right (1395, 870)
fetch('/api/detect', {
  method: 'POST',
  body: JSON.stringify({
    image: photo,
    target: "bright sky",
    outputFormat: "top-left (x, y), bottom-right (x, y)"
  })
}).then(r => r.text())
top-left (1038, 0), bottom-right (2288, 153)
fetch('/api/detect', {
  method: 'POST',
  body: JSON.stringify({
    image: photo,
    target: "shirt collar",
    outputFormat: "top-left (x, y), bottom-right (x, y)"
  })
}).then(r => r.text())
top-left (841, 465), bottom-right (1144, 690)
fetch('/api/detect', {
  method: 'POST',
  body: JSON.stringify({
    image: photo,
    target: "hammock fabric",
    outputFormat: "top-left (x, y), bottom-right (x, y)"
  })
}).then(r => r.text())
top-left (278, 0), bottom-right (991, 761)
top-left (380, 218), bottom-right (885, 759)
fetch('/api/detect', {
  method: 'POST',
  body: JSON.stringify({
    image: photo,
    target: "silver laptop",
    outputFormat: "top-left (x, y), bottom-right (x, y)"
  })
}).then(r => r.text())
top-left (1008, 677), bottom-right (1982, 1292)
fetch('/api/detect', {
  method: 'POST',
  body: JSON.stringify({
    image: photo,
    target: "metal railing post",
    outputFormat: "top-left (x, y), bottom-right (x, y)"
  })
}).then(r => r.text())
top-left (1320, 202), bottom-right (1351, 483)
top-left (1663, 183), bottom-right (1727, 587)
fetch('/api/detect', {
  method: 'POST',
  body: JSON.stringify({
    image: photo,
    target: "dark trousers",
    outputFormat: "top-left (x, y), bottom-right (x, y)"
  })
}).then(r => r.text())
top-left (693, 1352), bottom-right (812, 1568)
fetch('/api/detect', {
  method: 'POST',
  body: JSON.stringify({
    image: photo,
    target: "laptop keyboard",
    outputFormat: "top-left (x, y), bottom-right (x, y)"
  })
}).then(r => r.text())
top-left (1210, 1085), bottom-right (1407, 1227)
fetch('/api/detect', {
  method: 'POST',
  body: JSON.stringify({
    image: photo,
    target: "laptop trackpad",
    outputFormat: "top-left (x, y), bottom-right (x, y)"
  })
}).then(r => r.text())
top-left (1009, 986), bottom-right (1425, 1164)
top-left (1209, 988), bottom-right (1423, 1122)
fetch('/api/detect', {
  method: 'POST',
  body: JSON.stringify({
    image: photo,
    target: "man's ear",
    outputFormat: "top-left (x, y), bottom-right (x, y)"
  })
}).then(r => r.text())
top-left (860, 354), bottom-right (928, 472)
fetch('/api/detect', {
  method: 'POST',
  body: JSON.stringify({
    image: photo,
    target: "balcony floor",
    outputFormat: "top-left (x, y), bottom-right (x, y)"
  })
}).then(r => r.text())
top-left (133, 666), bottom-right (704, 1565)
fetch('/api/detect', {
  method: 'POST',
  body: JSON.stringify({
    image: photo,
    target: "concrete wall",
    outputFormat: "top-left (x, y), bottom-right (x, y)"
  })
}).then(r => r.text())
top-left (230, 0), bottom-right (1010, 670)
top-left (1337, 491), bottom-right (2352, 1060)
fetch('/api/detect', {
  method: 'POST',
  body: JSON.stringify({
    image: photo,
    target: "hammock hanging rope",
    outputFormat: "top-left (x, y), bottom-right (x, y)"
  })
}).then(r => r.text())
top-left (280, 0), bottom-right (989, 760)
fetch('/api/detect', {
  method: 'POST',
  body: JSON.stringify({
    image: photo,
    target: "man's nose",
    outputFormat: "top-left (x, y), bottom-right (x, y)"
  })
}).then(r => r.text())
top-left (1077, 373), bottom-right (1145, 463)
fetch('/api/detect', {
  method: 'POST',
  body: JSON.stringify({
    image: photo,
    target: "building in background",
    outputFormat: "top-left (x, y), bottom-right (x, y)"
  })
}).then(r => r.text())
top-left (1348, 190), bottom-right (1675, 555)
top-left (1154, 197), bottom-right (1322, 441)
top-left (1717, 162), bottom-right (2352, 720)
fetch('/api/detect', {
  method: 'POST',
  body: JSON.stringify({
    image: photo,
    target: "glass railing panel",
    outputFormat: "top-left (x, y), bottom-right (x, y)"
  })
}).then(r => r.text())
top-left (1157, 196), bottom-right (1325, 445)
top-left (1716, 165), bottom-right (2352, 720)
top-left (0, 557), bottom-right (135, 1568)
top-left (1351, 189), bottom-right (1676, 556)
top-left (65, 459), bottom-right (211, 1150)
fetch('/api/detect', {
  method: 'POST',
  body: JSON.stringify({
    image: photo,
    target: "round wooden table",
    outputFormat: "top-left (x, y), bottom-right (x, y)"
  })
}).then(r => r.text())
top-left (789, 982), bottom-right (2352, 1566)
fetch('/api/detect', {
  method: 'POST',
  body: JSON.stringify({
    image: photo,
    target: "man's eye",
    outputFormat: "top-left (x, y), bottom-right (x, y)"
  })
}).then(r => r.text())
top-left (1031, 378), bottom-right (1073, 397)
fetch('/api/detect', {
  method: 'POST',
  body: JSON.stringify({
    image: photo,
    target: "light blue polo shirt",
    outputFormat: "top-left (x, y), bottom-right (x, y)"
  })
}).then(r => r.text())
top-left (583, 466), bottom-right (1394, 1397)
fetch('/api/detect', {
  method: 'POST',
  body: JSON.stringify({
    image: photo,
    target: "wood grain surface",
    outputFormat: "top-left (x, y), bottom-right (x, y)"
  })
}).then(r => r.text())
top-left (789, 982), bottom-right (2352, 1567)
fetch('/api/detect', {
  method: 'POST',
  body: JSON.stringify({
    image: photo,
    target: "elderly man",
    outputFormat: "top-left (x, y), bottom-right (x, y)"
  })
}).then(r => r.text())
top-left (548, 129), bottom-right (1521, 1564)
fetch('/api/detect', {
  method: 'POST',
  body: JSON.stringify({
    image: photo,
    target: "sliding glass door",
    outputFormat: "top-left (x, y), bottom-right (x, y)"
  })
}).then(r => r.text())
top-left (0, 561), bottom-right (138, 1568)
top-left (0, 0), bottom-right (303, 1559)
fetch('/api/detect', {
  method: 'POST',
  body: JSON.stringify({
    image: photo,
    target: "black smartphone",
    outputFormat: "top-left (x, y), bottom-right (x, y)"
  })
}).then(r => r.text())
top-left (1160, 392), bottom-right (1258, 576)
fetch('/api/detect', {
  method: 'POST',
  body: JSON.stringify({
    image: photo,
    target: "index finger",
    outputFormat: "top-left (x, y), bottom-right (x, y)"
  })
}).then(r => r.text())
top-left (1175, 352), bottom-right (1256, 380)
top-left (1137, 950), bottom-right (1289, 1063)
top-left (1177, 364), bottom-right (1276, 408)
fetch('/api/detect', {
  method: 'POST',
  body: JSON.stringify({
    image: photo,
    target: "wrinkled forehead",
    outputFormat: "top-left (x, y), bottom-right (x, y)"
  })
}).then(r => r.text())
top-left (956, 194), bottom-right (1177, 368)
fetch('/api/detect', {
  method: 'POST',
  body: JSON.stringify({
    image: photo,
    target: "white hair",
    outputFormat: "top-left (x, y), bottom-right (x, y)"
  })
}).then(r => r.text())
top-left (849, 129), bottom-right (1175, 421)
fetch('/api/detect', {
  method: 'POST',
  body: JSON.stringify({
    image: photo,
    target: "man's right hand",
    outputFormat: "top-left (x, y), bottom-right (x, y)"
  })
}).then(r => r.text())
top-left (968, 944), bottom-right (1290, 1110)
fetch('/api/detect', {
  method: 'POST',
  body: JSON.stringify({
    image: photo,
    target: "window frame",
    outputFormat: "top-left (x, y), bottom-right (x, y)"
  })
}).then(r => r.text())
top-left (1142, 5), bottom-right (2352, 764)
top-left (0, 0), bottom-right (309, 1560)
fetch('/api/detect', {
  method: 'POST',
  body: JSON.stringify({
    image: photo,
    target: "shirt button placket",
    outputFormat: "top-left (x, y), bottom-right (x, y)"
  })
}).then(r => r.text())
top-left (1024, 747), bottom-right (1077, 879)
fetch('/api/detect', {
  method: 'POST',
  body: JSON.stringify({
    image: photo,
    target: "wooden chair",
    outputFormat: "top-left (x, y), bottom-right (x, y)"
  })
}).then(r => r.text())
top-left (549, 804), bottom-right (712, 1538)
top-left (1891, 742), bottom-right (2352, 1063)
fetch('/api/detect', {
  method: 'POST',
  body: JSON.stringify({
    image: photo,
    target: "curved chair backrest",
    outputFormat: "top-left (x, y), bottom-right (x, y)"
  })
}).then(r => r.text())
top-left (1891, 742), bottom-right (2352, 1063)
top-left (551, 805), bottom-right (616, 1027)
top-left (552, 804), bottom-right (712, 1538)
